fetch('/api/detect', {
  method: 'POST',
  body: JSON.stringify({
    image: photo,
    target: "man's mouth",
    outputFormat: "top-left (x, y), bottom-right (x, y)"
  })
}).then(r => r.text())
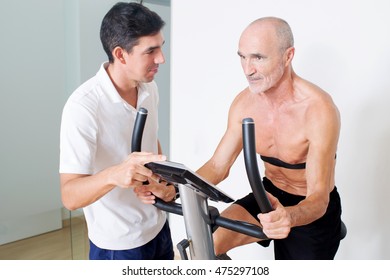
top-left (247, 76), bottom-right (261, 83)
top-left (149, 66), bottom-right (159, 74)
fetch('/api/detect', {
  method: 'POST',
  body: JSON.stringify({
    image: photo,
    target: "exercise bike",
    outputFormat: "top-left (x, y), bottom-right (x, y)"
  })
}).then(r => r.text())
top-left (132, 108), bottom-right (346, 260)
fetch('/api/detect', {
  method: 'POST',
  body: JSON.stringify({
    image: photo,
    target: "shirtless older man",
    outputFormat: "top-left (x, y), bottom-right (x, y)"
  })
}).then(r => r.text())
top-left (196, 17), bottom-right (342, 259)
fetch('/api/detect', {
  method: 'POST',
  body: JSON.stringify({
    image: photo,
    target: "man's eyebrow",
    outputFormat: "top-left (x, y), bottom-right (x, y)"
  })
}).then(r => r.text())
top-left (143, 40), bottom-right (165, 53)
top-left (237, 51), bottom-right (266, 58)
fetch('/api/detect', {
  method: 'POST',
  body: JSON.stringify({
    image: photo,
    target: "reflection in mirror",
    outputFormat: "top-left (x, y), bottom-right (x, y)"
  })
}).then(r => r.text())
top-left (0, 210), bottom-right (88, 260)
top-left (0, 0), bottom-right (170, 260)
top-left (69, 210), bottom-right (89, 260)
top-left (0, 211), bottom-right (72, 260)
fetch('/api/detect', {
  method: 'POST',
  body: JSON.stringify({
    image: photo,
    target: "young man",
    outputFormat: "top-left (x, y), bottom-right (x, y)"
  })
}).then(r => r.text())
top-left (196, 17), bottom-right (343, 259)
top-left (59, 2), bottom-right (175, 260)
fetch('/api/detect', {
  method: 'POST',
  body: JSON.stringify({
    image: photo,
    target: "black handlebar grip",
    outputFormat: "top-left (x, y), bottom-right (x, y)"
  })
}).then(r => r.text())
top-left (242, 118), bottom-right (273, 213)
top-left (154, 199), bottom-right (183, 216)
top-left (131, 107), bottom-right (148, 153)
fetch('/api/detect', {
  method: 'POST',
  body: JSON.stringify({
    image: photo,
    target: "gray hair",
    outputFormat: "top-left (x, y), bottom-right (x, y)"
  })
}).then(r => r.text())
top-left (251, 17), bottom-right (294, 53)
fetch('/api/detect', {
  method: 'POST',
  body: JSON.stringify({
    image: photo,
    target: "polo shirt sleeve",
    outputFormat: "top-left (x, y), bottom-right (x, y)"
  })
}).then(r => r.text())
top-left (59, 98), bottom-right (98, 175)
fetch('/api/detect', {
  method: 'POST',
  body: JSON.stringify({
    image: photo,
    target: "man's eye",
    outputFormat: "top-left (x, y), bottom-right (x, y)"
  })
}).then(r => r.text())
top-left (145, 49), bottom-right (155, 55)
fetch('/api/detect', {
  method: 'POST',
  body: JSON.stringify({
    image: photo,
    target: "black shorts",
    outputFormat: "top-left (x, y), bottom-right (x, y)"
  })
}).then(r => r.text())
top-left (234, 177), bottom-right (342, 260)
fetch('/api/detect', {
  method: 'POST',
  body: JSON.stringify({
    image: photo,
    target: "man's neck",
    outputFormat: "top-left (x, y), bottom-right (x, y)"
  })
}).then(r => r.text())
top-left (263, 70), bottom-right (296, 107)
top-left (106, 63), bottom-right (139, 108)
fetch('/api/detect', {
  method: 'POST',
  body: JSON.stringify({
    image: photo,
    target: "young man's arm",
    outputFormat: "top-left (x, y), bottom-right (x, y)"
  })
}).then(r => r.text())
top-left (60, 152), bottom-right (166, 211)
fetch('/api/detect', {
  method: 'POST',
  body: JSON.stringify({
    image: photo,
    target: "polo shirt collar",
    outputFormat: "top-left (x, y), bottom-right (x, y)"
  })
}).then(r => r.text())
top-left (97, 62), bottom-right (150, 108)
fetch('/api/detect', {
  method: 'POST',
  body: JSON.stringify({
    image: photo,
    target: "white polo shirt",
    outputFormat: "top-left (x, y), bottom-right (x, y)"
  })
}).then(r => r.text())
top-left (59, 62), bottom-right (166, 250)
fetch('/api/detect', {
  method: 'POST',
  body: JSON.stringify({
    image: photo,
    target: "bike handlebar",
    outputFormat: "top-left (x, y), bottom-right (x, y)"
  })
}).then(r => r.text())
top-left (242, 118), bottom-right (273, 213)
top-left (147, 200), bottom-right (267, 239)
top-left (131, 107), bottom-right (148, 153)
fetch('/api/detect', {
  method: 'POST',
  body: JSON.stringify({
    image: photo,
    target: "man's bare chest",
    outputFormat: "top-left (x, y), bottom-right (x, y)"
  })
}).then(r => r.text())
top-left (246, 109), bottom-right (309, 163)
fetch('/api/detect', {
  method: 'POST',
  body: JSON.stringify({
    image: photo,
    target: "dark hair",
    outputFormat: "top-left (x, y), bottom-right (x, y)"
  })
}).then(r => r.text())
top-left (100, 2), bottom-right (165, 63)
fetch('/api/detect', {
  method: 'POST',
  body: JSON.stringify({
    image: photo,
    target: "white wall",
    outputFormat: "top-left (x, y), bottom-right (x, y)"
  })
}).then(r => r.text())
top-left (170, 0), bottom-right (390, 259)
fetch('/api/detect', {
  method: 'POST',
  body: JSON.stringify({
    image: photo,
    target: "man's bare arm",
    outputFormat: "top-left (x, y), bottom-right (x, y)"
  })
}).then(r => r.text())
top-left (60, 152), bottom-right (166, 210)
top-left (288, 95), bottom-right (340, 227)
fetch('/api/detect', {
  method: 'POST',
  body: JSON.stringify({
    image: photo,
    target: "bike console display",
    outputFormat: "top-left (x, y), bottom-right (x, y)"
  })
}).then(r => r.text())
top-left (145, 161), bottom-right (234, 203)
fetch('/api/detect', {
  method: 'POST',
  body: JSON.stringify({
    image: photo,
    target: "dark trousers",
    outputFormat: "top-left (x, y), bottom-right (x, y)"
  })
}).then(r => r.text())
top-left (89, 221), bottom-right (174, 260)
top-left (234, 177), bottom-right (342, 260)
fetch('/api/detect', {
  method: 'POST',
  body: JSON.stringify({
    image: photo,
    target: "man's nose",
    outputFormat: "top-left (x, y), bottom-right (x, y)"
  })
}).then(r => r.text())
top-left (155, 50), bottom-right (165, 64)
top-left (243, 60), bottom-right (255, 76)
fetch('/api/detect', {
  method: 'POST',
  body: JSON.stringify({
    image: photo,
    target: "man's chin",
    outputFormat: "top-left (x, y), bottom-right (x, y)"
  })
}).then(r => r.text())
top-left (248, 86), bottom-right (262, 95)
top-left (143, 76), bottom-right (155, 83)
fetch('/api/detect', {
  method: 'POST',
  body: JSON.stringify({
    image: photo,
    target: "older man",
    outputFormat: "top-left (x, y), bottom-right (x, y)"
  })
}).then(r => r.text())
top-left (197, 17), bottom-right (342, 259)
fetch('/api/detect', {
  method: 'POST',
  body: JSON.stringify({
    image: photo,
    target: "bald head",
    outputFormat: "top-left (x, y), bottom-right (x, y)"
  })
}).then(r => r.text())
top-left (244, 17), bottom-right (294, 54)
top-left (238, 17), bottom-right (295, 94)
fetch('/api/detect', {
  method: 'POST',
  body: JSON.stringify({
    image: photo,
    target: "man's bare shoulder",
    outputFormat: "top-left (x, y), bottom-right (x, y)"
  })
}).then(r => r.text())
top-left (295, 76), bottom-right (339, 113)
top-left (231, 87), bottom-right (252, 104)
top-left (229, 87), bottom-right (262, 119)
top-left (293, 77), bottom-right (340, 136)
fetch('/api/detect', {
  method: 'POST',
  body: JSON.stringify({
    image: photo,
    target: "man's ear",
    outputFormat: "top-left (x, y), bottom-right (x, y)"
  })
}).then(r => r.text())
top-left (285, 47), bottom-right (295, 66)
top-left (113, 46), bottom-right (126, 64)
